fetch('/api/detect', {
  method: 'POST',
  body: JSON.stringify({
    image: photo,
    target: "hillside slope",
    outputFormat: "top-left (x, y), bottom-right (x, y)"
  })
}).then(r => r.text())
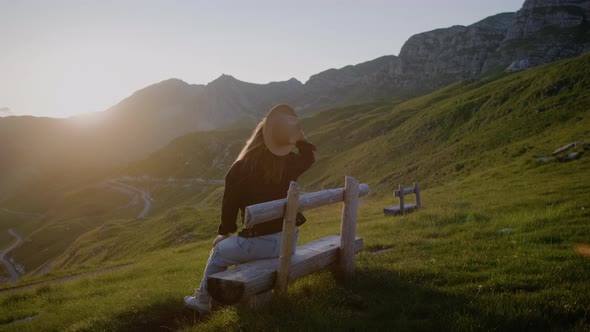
top-left (30, 52), bottom-right (590, 275)
top-left (307, 52), bottom-right (589, 191)
top-left (124, 52), bottom-right (590, 197)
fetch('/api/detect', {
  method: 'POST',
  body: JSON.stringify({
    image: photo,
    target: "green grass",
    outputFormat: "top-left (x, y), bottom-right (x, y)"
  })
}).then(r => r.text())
top-left (122, 127), bottom-right (251, 180)
top-left (4, 185), bottom-right (137, 277)
top-left (1, 160), bottom-right (588, 331)
top-left (137, 180), bottom-right (223, 217)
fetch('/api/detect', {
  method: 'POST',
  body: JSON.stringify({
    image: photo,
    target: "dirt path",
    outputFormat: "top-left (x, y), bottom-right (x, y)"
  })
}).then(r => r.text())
top-left (106, 180), bottom-right (152, 218)
top-left (0, 228), bottom-right (23, 283)
top-left (0, 263), bottom-right (133, 294)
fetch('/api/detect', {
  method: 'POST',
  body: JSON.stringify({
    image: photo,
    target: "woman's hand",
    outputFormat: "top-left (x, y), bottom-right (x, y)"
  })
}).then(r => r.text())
top-left (213, 234), bottom-right (230, 247)
top-left (296, 139), bottom-right (317, 151)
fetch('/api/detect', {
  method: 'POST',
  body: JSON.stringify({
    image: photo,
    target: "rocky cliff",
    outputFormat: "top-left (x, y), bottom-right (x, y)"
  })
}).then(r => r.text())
top-left (396, 13), bottom-right (515, 88)
top-left (311, 0), bottom-right (590, 100)
top-left (489, 0), bottom-right (590, 71)
top-left (504, 0), bottom-right (590, 40)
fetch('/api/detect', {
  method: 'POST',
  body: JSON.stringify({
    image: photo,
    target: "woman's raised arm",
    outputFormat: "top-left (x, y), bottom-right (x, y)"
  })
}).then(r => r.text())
top-left (290, 140), bottom-right (316, 180)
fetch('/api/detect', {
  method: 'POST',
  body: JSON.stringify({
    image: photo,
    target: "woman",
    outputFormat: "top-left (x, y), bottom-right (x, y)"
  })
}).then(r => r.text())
top-left (184, 104), bottom-right (317, 313)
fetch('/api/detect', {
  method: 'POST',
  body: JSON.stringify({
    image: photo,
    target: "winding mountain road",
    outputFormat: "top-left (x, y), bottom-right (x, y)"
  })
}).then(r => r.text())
top-left (106, 180), bottom-right (152, 218)
top-left (0, 181), bottom-right (151, 284)
top-left (0, 228), bottom-right (23, 283)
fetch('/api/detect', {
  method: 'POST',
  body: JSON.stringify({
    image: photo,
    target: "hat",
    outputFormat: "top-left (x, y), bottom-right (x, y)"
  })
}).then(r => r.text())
top-left (263, 104), bottom-right (305, 156)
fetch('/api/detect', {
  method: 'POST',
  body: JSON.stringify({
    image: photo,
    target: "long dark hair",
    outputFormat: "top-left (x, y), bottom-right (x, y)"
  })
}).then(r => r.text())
top-left (232, 117), bottom-right (287, 184)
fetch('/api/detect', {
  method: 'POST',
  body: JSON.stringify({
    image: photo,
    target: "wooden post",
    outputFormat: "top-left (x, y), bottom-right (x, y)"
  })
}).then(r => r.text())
top-left (274, 181), bottom-right (301, 296)
top-left (339, 176), bottom-right (360, 282)
top-left (414, 182), bottom-right (421, 208)
top-left (398, 184), bottom-right (405, 215)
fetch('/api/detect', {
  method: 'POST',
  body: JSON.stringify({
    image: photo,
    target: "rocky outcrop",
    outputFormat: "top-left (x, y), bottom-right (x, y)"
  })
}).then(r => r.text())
top-left (503, 0), bottom-right (590, 40)
top-left (303, 55), bottom-right (402, 110)
top-left (306, 0), bottom-right (589, 106)
top-left (482, 0), bottom-right (590, 71)
top-left (397, 13), bottom-right (515, 89)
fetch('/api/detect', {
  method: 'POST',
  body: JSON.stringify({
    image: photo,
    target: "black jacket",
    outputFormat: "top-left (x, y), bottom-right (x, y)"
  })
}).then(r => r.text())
top-left (217, 140), bottom-right (316, 237)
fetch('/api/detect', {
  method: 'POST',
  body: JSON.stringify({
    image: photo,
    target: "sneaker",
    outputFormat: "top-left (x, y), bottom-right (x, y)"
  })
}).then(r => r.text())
top-left (184, 289), bottom-right (211, 314)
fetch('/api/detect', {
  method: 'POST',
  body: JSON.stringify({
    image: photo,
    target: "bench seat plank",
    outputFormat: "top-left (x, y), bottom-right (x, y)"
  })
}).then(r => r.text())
top-left (383, 203), bottom-right (417, 216)
top-left (207, 235), bottom-right (363, 304)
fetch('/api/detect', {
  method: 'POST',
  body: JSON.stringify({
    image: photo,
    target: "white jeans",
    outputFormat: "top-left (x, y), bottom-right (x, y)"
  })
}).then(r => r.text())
top-left (197, 227), bottom-right (299, 299)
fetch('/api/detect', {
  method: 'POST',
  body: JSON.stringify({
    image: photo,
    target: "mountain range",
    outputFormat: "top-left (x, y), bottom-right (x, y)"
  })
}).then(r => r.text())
top-left (1, 0), bottom-right (589, 203)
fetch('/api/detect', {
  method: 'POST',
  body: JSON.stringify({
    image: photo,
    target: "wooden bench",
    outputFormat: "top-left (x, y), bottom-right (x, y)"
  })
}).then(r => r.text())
top-left (207, 176), bottom-right (370, 305)
top-left (383, 182), bottom-right (421, 216)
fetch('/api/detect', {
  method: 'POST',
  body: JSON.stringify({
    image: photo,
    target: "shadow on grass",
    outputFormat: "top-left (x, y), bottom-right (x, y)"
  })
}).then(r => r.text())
top-left (349, 267), bottom-right (588, 331)
top-left (344, 266), bottom-right (479, 331)
top-left (105, 265), bottom-right (589, 331)
top-left (218, 267), bottom-right (481, 331)
top-left (227, 265), bottom-right (589, 331)
top-left (106, 295), bottom-right (202, 331)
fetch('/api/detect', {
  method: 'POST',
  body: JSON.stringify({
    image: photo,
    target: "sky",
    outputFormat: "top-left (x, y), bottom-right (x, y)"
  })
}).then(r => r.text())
top-left (0, 0), bottom-right (524, 118)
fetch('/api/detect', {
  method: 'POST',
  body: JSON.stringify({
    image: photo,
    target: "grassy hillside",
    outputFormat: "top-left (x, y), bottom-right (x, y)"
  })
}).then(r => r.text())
top-left (17, 52), bottom-right (589, 275)
top-left (121, 127), bottom-right (251, 180)
top-left (51, 206), bottom-right (219, 270)
top-left (299, 54), bottom-right (589, 191)
top-left (1, 160), bottom-right (588, 331)
top-left (3, 185), bottom-right (138, 279)
top-left (0, 211), bottom-right (39, 282)
top-left (117, 52), bottom-right (589, 196)
top-left (0, 53), bottom-right (589, 330)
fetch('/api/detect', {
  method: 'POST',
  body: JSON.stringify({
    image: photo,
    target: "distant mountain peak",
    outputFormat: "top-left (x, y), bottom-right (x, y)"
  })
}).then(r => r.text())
top-left (211, 73), bottom-right (237, 82)
top-left (0, 106), bottom-right (14, 117)
top-left (207, 74), bottom-right (242, 88)
top-left (267, 77), bottom-right (304, 87)
top-left (159, 78), bottom-right (189, 86)
top-left (469, 12), bottom-right (515, 31)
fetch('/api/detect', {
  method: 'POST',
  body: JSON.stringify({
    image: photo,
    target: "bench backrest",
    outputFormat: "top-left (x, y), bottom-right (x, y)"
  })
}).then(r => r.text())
top-left (394, 182), bottom-right (421, 213)
top-left (243, 176), bottom-right (370, 294)
top-left (244, 182), bottom-right (370, 227)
